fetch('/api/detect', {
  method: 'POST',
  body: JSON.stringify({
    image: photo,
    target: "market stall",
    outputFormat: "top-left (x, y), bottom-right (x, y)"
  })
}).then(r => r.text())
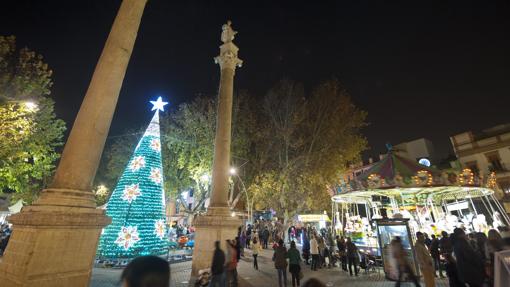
top-left (298, 213), bottom-right (331, 230)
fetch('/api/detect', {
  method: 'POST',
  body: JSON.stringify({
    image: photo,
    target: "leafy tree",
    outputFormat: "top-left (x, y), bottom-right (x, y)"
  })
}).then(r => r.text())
top-left (162, 94), bottom-right (255, 215)
top-left (95, 128), bottom-right (145, 191)
top-left (249, 79), bottom-right (367, 224)
top-left (93, 184), bottom-right (110, 206)
top-left (97, 79), bottom-right (366, 223)
top-left (0, 36), bottom-right (66, 203)
top-left (98, 94), bottom-right (256, 215)
top-left (0, 36), bottom-right (52, 103)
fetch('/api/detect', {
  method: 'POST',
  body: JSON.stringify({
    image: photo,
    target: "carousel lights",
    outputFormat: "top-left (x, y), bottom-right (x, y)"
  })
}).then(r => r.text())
top-left (413, 170), bottom-right (433, 186)
top-left (458, 168), bottom-right (475, 185)
top-left (367, 173), bottom-right (384, 188)
top-left (487, 172), bottom-right (497, 189)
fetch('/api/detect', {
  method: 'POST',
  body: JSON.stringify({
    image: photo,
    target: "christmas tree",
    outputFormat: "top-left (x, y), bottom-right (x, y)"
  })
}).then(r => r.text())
top-left (97, 97), bottom-right (169, 258)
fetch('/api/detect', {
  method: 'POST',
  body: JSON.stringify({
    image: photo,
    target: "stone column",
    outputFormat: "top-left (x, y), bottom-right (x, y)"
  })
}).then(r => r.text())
top-left (0, 1), bottom-right (147, 286)
top-left (208, 36), bottom-right (242, 211)
top-left (191, 21), bottom-right (243, 277)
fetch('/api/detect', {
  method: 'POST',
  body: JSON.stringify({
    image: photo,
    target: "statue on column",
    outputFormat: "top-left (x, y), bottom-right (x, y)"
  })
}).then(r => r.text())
top-left (221, 20), bottom-right (237, 43)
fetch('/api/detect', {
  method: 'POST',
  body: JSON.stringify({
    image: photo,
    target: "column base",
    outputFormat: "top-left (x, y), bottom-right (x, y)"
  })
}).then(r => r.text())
top-left (0, 188), bottom-right (111, 287)
top-left (190, 207), bottom-right (241, 278)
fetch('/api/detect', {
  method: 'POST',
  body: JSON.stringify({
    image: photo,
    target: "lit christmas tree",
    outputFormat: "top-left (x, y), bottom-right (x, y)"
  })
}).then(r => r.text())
top-left (97, 97), bottom-right (169, 258)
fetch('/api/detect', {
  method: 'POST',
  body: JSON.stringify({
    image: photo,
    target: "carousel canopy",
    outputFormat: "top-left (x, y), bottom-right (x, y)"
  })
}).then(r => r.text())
top-left (335, 149), bottom-right (498, 196)
top-left (358, 152), bottom-right (441, 183)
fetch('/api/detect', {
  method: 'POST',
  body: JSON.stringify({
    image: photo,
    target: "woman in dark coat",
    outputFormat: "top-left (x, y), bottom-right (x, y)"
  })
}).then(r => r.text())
top-left (302, 233), bottom-right (311, 265)
top-left (453, 228), bottom-right (484, 287)
top-left (346, 237), bottom-right (359, 276)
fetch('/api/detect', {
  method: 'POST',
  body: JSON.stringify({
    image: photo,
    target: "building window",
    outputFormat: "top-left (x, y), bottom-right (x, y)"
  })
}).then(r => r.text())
top-left (499, 181), bottom-right (510, 195)
top-left (465, 160), bottom-right (479, 175)
top-left (485, 151), bottom-right (504, 172)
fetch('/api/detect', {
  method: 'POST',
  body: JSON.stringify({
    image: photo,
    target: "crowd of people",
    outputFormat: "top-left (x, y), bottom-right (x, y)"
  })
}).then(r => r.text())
top-left (207, 219), bottom-right (510, 287)
top-left (206, 221), bottom-right (331, 287)
top-left (411, 226), bottom-right (510, 287)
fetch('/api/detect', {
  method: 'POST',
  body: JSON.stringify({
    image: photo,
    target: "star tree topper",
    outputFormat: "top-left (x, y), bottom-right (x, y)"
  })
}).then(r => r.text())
top-left (150, 96), bottom-right (168, 112)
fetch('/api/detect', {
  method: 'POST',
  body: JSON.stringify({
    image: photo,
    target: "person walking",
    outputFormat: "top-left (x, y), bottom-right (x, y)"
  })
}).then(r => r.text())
top-left (318, 237), bottom-right (326, 268)
top-left (246, 225), bottom-right (252, 248)
top-left (273, 239), bottom-right (289, 287)
top-left (424, 233), bottom-right (432, 249)
top-left (429, 234), bottom-right (443, 278)
top-left (209, 241), bottom-right (226, 287)
top-left (240, 231), bottom-right (246, 257)
top-left (452, 228), bottom-right (484, 287)
top-left (439, 231), bottom-right (453, 258)
top-left (336, 236), bottom-right (347, 271)
top-left (310, 235), bottom-right (319, 271)
top-left (346, 237), bottom-right (359, 276)
top-left (302, 232), bottom-right (311, 265)
top-left (288, 241), bottom-right (302, 287)
top-left (392, 237), bottom-right (420, 287)
top-left (252, 237), bottom-right (261, 270)
top-left (262, 228), bottom-right (270, 249)
top-left (485, 229), bottom-right (505, 287)
top-left (226, 240), bottom-right (238, 287)
top-left (415, 232), bottom-right (435, 287)
top-left (234, 237), bottom-right (242, 262)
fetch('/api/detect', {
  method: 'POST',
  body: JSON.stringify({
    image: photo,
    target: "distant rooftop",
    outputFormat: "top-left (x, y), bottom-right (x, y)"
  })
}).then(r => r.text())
top-left (475, 123), bottom-right (510, 140)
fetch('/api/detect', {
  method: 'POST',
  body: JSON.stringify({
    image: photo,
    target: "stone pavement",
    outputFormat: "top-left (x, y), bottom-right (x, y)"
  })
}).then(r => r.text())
top-left (236, 248), bottom-right (449, 287)
top-left (90, 247), bottom-right (449, 287)
top-left (90, 260), bottom-right (251, 287)
top-left (91, 260), bottom-right (195, 287)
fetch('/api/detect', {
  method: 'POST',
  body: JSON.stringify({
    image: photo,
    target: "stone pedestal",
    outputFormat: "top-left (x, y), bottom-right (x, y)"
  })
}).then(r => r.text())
top-left (0, 189), bottom-right (111, 287)
top-left (191, 207), bottom-right (241, 276)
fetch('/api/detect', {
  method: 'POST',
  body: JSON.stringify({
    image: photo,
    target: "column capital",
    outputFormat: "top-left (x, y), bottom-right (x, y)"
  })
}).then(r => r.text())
top-left (214, 42), bottom-right (243, 71)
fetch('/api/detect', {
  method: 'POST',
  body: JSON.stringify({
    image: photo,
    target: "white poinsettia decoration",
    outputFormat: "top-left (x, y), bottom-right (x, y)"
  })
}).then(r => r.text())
top-left (150, 138), bottom-right (161, 152)
top-left (150, 167), bottom-right (163, 184)
top-left (115, 226), bottom-right (141, 250)
top-left (154, 219), bottom-right (166, 239)
top-left (129, 155), bottom-right (146, 172)
top-left (122, 183), bottom-right (142, 203)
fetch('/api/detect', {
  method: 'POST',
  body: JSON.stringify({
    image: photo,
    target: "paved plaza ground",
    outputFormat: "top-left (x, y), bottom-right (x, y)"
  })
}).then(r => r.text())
top-left (90, 247), bottom-right (449, 287)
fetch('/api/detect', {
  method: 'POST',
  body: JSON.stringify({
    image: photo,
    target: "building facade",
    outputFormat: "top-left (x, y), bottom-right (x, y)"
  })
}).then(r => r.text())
top-left (394, 138), bottom-right (438, 166)
top-left (450, 124), bottom-right (510, 202)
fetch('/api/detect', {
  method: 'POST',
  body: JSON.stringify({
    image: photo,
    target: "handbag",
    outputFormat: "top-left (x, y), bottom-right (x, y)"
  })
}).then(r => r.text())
top-left (298, 270), bottom-right (304, 280)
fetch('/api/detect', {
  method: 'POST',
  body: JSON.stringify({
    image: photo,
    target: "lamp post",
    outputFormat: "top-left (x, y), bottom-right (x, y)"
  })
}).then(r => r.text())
top-left (230, 167), bottom-right (252, 224)
top-left (24, 101), bottom-right (38, 112)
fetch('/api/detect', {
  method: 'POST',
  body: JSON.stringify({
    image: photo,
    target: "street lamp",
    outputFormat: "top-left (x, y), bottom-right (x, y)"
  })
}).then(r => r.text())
top-left (24, 101), bottom-right (38, 112)
top-left (200, 174), bottom-right (210, 182)
top-left (229, 167), bottom-right (252, 224)
top-left (229, 167), bottom-right (237, 175)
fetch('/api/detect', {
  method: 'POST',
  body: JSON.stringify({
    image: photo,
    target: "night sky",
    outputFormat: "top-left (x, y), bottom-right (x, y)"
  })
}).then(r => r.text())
top-left (2, 0), bottom-right (510, 159)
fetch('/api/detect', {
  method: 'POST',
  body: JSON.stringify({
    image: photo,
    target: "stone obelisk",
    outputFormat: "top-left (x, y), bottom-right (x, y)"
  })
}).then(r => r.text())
top-left (191, 21), bottom-right (243, 276)
top-left (0, 1), bottom-right (147, 286)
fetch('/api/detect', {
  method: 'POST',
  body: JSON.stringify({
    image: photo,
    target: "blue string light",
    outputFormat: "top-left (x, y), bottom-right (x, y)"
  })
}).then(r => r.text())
top-left (97, 100), bottom-right (168, 259)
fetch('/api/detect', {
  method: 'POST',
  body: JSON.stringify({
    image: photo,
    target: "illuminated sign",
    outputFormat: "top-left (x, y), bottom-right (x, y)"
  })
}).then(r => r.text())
top-left (418, 158), bottom-right (431, 167)
top-left (446, 201), bottom-right (469, 212)
top-left (298, 214), bottom-right (331, 222)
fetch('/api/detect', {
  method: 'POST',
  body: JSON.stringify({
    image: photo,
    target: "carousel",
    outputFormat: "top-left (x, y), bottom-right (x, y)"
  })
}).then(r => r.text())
top-left (331, 150), bottom-right (510, 256)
